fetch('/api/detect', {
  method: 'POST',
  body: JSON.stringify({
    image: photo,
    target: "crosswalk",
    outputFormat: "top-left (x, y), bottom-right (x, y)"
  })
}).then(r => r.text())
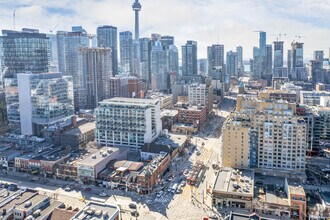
top-left (154, 193), bottom-right (172, 203)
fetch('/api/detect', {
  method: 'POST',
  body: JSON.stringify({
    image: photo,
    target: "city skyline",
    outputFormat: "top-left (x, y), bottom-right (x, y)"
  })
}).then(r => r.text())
top-left (0, 0), bottom-right (329, 60)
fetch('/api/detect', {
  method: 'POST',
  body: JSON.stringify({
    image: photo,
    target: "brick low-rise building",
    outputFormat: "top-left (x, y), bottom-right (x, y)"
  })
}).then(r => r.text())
top-left (137, 153), bottom-right (171, 194)
top-left (61, 122), bottom-right (95, 149)
top-left (177, 105), bottom-right (207, 127)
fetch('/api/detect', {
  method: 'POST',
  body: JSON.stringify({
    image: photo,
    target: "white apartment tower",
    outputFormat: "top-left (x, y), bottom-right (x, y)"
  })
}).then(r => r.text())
top-left (95, 98), bottom-right (162, 149)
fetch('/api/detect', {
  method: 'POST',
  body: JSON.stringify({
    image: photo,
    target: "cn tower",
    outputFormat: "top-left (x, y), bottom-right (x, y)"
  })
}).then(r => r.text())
top-left (132, 0), bottom-right (142, 40)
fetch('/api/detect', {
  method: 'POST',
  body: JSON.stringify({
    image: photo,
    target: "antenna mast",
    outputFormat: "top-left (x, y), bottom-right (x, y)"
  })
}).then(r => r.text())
top-left (13, 10), bottom-right (16, 31)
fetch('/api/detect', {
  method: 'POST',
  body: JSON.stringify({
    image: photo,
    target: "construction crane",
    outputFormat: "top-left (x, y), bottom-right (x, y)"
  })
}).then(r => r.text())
top-left (294, 35), bottom-right (306, 43)
top-left (253, 30), bottom-right (265, 33)
top-left (49, 24), bottom-right (58, 34)
top-left (13, 10), bottom-right (15, 31)
top-left (275, 33), bottom-right (286, 41)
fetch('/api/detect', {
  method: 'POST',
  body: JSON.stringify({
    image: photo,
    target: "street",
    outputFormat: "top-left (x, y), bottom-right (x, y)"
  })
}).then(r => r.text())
top-left (0, 95), bottom-right (237, 220)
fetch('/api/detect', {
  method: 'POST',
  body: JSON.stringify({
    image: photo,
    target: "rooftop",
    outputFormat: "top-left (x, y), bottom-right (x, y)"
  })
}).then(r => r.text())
top-left (289, 185), bottom-right (305, 196)
top-left (64, 122), bottom-right (95, 136)
top-left (70, 202), bottom-right (119, 220)
top-left (34, 200), bottom-right (63, 220)
top-left (161, 109), bottom-right (178, 117)
top-left (76, 147), bottom-right (120, 167)
top-left (139, 153), bottom-right (168, 177)
top-left (48, 207), bottom-right (79, 220)
top-left (0, 189), bottom-right (38, 213)
top-left (0, 148), bottom-right (20, 158)
top-left (260, 89), bottom-right (297, 95)
top-left (229, 212), bottom-right (274, 220)
top-left (213, 167), bottom-right (254, 197)
top-left (113, 160), bottom-right (143, 172)
top-left (15, 194), bottom-right (48, 211)
top-left (101, 97), bottom-right (159, 105)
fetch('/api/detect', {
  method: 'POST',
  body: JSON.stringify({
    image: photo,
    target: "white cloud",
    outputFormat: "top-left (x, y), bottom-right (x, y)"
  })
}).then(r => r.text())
top-left (0, 0), bottom-right (329, 60)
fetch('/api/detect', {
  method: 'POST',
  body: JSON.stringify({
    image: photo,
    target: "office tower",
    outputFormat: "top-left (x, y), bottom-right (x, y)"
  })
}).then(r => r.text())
top-left (47, 34), bottom-right (58, 68)
top-left (140, 37), bottom-right (150, 83)
top-left (274, 41), bottom-right (284, 68)
top-left (310, 51), bottom-right (325, 84)
top-left (0, 29), bottom-right (49, 76)
top-left (95, 98), bottom-right (162, 149)
top-left (222, 95), bottom-right (307, 179)
top-left (259, 31), bottom-right (267, 79)
top-left (249, 59), bottom-right (254, 73)
top-left (182, 41), bottom-right (198, 76)
top-left (236, 46), bottom-right (244, 73)
top-left (291, 42), bottom-right (304, 68)
top-left (120, 31), bottom-right (133, 75)
top-left (310, 60), bottom-right (324, 84)
top-left (266, 44), bottom-right (273, 80)
top-left (207, 44), bottom-right (225, 76)
top-left (0, 37), bottom-right (2, 69)
top-left (226, 51), bottom-right (238, 76)
top-left (150, 42), bottom-right (168, 91)
top-left (313, 50), bottom-right (323, 62)
top-left (253, 47), bottom-right (260, 79)
top-left (168, 45), bottom-right (179, 75)
top-left (56, 31), bottom-right (68, 74)
top-left (78, 47), bottom-right (112, 109)
top-left (198, 59), bottom-right (208, 76)
top-left (64, 28), bottom-right (89, 110)
top-left (17, 72), bottom-right (74, 136)
top-left (313, 50), bottom-right (324, 68)
top-left (160, 35), bottom-right (174, 48)
top-left (273, 68), bottom-right (288, 78)
top-left (291, 42), bottom-right (307, 81)
top-left (131, 39), bottom-right (140, 77)
top-left (287, 50), bottom-right (292, 73)
top-left (0, 90), bottom-right (7, 135)
top-left (97, 25), bottom-right (118, 75)
top-left (3, 77), bottom-right (19, 133)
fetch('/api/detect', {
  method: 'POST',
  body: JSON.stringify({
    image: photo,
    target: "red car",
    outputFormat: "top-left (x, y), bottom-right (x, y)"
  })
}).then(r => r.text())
top-left (84, 187), bottom-right (92, 192)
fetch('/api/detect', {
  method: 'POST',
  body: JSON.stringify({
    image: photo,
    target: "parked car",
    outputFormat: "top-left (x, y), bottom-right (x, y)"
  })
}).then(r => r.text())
top-left (64, 186), bottom-right (71, 192)
top-left (84, 187), bottom-right (92, 192)
top-left (167, 176), bottom-right (173, 182)
top-left (209, 212), bottom-right (218, 219)
top-left (99, 191), bottom-right (108, 197)
top-left (180, 181), bottom-right (186, 187)
top-left (129, 203), bottom-right (137, 209)
top-left (157, 190), bottom-right (164, 198)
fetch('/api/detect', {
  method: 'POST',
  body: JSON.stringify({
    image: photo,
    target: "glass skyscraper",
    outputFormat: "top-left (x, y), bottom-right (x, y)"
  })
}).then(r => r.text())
top-left (64, 27), bottom-right (89, 110)
top-left (120, 31), bottom-right (133, 75)
top-left (0, 29), bottom-right (49, 76)
top-left (97, 25), bottom-right (118, 75)
top-left (182, 40), bottom-right (197, 76)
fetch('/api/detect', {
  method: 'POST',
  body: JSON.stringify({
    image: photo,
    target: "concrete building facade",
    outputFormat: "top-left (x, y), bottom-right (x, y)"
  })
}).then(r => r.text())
top-left (95, 98), bottom-right (161, 149)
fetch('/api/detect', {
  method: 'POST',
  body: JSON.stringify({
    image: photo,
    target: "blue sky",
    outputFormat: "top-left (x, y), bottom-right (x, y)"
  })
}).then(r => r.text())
top-left (0, 0), bottom-right (329, 60)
